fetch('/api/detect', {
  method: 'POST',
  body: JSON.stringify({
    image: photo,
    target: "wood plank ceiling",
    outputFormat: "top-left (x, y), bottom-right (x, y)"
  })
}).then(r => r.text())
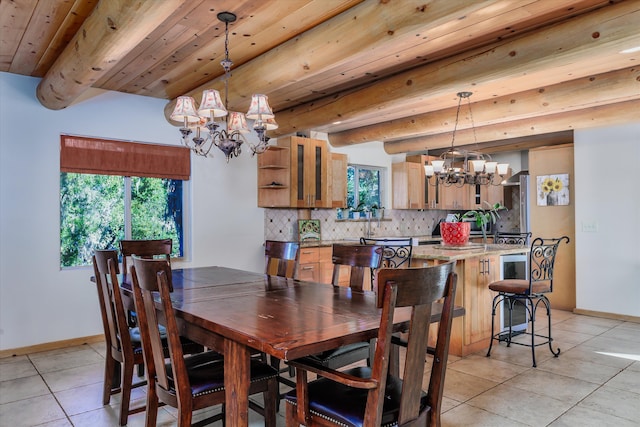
top-left (2, 0), bottom-right (639, 155)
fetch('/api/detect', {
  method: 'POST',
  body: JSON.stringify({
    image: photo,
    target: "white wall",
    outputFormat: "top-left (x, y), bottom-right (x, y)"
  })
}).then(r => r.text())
top-left (574, 124), bottom-right (640, 317)
top-left (0, 72), bottom-right (265, 350)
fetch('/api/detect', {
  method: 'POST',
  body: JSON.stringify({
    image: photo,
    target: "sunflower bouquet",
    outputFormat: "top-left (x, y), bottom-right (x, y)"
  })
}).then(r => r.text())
top-left (542, 177), bottom-right (563, 193)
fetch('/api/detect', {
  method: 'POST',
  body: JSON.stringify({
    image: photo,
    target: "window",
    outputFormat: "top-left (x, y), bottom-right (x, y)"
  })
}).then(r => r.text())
top-left (347, 164), bottom-right (385, 212)
top-left (59, 135), bottom-right (190, 268)
top-left (60, 174), bottom-right (185, 267)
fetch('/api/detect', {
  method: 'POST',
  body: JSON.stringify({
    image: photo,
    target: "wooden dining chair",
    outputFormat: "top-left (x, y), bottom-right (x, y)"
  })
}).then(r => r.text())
top-left (293, 244), bottom-right (384, 370)
top-left (119, 238), bottom-right (173, 328)
top-left (92, 249), bottom-right (147, 426)
top-left (130, 256), bottom-right (279, 427)
top-left (264, 240), bottom-right (299, 279)
top-left (119, 238), bottom-right (172, 275)
top-left (285, 262), bottom-right (458, 427)
top-left (93, 250), bottom-right (204, 425)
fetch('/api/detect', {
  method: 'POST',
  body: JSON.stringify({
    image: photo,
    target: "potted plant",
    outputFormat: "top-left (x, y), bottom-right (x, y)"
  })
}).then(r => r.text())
top-left (441, 202), bottom-right (506, 245)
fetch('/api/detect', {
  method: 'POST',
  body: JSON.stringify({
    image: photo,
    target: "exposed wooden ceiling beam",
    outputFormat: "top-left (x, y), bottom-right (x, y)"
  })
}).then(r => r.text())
top-left (273, 1), bottom-right (639, 137)
top-left (162, 0), bottom-right (504, 122)
top-left (329, 67), bottom-right (640, 146)
top-left (384, 99), bottom-right (640, 154)
top-left (36, 0), bottom-right (185, 110)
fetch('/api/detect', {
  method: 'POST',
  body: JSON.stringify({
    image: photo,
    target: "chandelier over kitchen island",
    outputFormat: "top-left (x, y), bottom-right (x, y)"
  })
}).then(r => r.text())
top-left (424, 92), bottom-right (508, 187)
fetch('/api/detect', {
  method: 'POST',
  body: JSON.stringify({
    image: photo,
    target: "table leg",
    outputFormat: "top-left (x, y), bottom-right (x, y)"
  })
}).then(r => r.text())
top-left (224, 338), bottom-right (251, 427)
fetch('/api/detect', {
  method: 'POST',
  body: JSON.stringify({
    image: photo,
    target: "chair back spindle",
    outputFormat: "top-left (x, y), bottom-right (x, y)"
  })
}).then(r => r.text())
top-left (264, 240), bottom-right (299, 278)
top-left (330, 244), bottom-right (383, 291)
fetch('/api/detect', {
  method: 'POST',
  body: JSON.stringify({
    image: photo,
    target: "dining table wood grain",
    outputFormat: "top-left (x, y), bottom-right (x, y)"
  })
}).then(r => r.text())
top-left (112, 265), bottom-right (463, 426)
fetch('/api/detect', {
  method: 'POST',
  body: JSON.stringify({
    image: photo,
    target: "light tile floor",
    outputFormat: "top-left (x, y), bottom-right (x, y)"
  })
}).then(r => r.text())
top-left (1, 310), bottom-right (638, 426)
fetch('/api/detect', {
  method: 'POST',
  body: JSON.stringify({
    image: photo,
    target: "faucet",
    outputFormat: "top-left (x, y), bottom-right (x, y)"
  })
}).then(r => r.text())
top-left (363, 212), bottom-right (374, 238)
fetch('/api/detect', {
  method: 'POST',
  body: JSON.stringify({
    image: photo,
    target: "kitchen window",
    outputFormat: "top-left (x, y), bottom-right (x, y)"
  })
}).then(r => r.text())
top-left (347, 164), bottom-right (385, 213)
top-left (59, 135), bottom-right (190, 268)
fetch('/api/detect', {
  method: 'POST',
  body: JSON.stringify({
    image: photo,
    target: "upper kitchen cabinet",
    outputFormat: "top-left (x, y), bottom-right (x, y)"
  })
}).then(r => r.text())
top-left (392, 162), bottom-right (424, 209)
top-left (467, 168), bottom-right (511, 209)
top-left (279, 136), bottom-right (330, 208)
top-left (439, 181), bottom-right (469, 210)
top-left (257, 145), bottom-right (291, 207)
top-left (406, 154), bottom-right (439, 209)
top-left (330, 152), bottom-right (348, 208)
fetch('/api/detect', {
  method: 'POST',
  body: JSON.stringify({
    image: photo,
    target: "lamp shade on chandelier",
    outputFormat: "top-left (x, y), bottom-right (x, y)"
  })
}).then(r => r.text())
top-left (424, 92), bottom-right (508, 187)
top-left (170, 12), bottom-right (276, 161)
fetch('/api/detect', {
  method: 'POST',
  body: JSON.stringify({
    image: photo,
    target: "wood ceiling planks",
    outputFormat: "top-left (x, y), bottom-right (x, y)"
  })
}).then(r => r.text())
top-left (2, 0), bottom-right (638, 154)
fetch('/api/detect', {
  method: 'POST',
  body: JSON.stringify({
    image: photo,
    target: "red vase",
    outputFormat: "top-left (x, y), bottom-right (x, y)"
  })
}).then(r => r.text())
top-left (440, 222), bottom-right (471, 246)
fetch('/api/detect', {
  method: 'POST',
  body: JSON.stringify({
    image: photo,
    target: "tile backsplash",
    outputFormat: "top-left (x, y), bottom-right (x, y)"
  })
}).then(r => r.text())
top-left (264, 208), bottom-right (519, 242)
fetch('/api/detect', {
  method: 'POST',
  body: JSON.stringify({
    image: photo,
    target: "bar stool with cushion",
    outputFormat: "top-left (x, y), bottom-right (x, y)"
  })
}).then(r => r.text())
top-left (486, 236), bottom-right (570, 367)
top-left (292, 244), bottom-right (384, 370)
top-left (360, 237), bottom-right (412, 286)
top-left (494, 231), bottom-right (532, 245)
top-left (131, 256), bottom-right (279, 427)
top-left (285, 262), bottom-right (458, 427)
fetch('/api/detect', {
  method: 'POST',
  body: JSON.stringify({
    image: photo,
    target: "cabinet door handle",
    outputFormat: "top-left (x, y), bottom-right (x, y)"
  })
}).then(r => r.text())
top-left (479, 259), bottom-right (486, 275)
top-left (486, 258), bottom-right (491, 276)
top-left (301, 266), bottom-right (314, 271)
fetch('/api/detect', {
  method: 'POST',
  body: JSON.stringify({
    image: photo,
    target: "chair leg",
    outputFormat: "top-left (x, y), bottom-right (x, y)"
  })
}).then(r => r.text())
top-left (144, 386), bottom-right (159, 427)
top-left (177, 402), bottom-right (192, 427)
top-left (486, 294), bottom-right (502, 357)
top-left (118, 360), bottom-right (134, 426)
top-left (285, 400), bottom-right (297, 426)
top-left (541, 296), bottom-right (560, 359)
top-left (506, 298), bottom-right (515, 347)
top-left (529, 297), bottom-right (538, 367)
top-left (102, 354), bottom-right (116, 404)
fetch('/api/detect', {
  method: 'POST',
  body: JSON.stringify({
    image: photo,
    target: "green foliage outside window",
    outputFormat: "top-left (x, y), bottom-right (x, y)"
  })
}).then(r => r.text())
top-left (346, 165), bottom-right (382, 215)
top-left (60, 173), bottom-right (183, 268)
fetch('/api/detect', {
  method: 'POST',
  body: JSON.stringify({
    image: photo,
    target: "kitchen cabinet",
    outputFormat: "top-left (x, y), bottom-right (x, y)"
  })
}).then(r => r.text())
top-left (257, 145), bottom-right (290, 207)
top-left (462, 255), bottom-right (500, 349)
top-left (298, 246), bottom-right (333, 283)
top-left (440, 182), bottom-right (469, 210)
top-left (280, 136), bottom-right (330, 208)
top-left (406, 154), bottom-right (439, 209)
top-left (468, 168), bottom-right (510, 209)
top-left (330, 152), bottom-right (348, 208)
top-left (392, 162), bottom-right (424, 209)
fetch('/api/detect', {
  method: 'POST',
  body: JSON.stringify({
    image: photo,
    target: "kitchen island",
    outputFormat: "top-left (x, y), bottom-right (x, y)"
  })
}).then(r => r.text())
top-left (412, 243), bottom-right (529, 356)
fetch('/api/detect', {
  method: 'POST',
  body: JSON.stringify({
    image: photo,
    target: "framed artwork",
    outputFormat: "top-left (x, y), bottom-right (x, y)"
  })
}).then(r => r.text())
top-left (298, 219), bottom-right (321, 241)
top-left (536, 174), bottom-right (569, 206)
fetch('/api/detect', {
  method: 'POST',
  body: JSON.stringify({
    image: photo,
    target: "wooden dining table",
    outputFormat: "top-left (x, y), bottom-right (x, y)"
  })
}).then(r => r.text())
top-left (116, 265), bottom-right (464, 426)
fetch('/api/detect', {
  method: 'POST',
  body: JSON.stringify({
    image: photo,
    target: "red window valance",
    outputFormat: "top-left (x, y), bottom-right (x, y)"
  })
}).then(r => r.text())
top-left (60, 135), bottom-right (190, 180)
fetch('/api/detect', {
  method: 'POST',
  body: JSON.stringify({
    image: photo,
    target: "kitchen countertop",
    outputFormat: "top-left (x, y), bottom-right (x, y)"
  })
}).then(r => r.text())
top-left (412, 243), bottom-right (529, 261)
top-left (298, 235), bottom-right (443, 248)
